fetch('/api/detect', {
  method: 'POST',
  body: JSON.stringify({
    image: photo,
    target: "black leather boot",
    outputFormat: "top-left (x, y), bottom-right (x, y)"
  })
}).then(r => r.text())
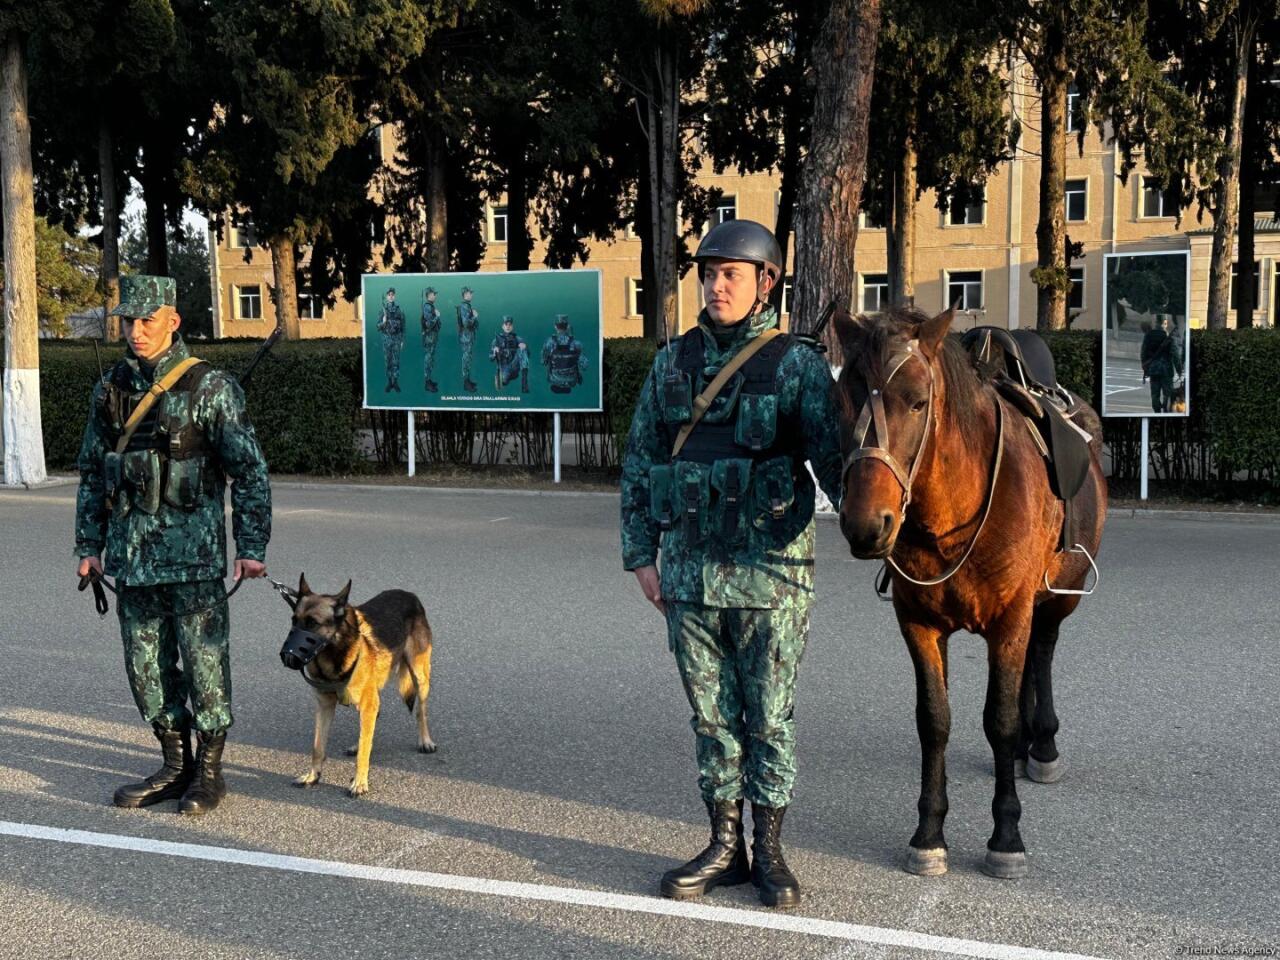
top-left (751, 804), bottom-right (800, 907)
top-left (179, 731), bottom-right (227, 816)
top-left (425, 378), bottom-right (438, 392)
top-left (113, 724), bottom-right (194, 808)
top-left (659, 800), bottom-right (750, 900)
top-left (521, 369), bottom-right (529, 393)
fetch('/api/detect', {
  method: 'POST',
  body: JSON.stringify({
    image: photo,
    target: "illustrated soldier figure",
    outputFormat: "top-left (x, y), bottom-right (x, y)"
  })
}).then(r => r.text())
top-left (541, 314), bottom-right (586, 394)
top-left (457, 286), bottom-right (480, 392)
top-left (74, 275), bottom-right (272, 816)
top-left (377, 287), bottom-right (406, 393)
top-left (421, 287), bottom-right (442, 392)
top-left (489, 315), bottom-right (529, 393)
top-left (620, 221), bottom-right (843, 909)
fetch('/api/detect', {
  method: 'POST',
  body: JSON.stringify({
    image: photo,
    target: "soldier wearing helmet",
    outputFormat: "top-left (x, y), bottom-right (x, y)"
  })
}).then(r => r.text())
top-left (620, 219), bottom-right (843, 909)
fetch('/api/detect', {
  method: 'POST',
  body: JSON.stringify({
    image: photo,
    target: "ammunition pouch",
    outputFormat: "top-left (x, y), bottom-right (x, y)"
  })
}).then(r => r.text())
top-left (649, 464), bottom-right (675, 530)
top-left (163, 456), bottom-right (207, 511)
top-left (661, 371), bottom-right (693, 424)
top-left (710, 459), bottom-right (752, 546)
top-left (752, 456), bottom-right (796, 530)
top-left (122, 449), bottom-right (162, 515)
top-left (734, 394), bottom-right (778, 452)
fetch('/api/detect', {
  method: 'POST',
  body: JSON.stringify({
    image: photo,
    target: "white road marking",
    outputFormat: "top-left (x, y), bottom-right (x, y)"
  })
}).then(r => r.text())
top-left (489, 516), bottom-right (511, 522)
top-left (0, 819), bottom-right (1112, 960)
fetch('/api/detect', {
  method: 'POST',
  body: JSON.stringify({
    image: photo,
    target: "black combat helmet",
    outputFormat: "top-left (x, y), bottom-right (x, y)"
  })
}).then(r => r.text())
top-left (692, 220), bottom-right (782, 284)
top-left (554, 314), bottom-right (570, 330)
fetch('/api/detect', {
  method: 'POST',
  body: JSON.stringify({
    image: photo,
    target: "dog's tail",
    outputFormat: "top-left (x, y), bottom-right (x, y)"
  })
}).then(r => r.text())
top-left (398, 659), bottom-right (420, 712)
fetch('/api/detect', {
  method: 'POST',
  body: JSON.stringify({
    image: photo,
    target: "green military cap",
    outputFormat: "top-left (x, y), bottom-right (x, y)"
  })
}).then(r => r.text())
top-left (554, 314), bottom-right (570, 327)
top-left (111, 274), bottom-right (176, 318)
top-left (502, 315), bottom-right (514, 324)
top-left (461, 286), bottom-right (474, 295)
top-left (424, 287), bottom-right (437, 296)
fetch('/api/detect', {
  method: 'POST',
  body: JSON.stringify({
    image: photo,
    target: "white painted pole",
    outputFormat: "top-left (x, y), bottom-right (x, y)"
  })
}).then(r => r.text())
top-left (407, 410), bottom-right (416, 478)
top-left (553, 413), bottom-right (562, 484)
top-left (1139, 416), bottom-right (1148, 501)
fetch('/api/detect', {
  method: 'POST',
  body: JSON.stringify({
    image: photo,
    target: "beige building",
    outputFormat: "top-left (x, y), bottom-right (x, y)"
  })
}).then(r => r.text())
top-left (210, 78), bottom-right (1274, 339)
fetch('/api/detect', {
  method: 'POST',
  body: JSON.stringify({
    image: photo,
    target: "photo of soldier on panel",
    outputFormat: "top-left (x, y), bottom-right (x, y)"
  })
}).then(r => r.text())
top-left (541, 314), bottom-right (586, 393)
top-left (376, 287), bottom-right (405, 393)
top-left (421, 287), bottom-right (441, 393)
top-left (1102, 251), bottom-right (1191, 417)
top-left (490, 316), bottom-right (530, 393)
top-left (457, 285), bottom-right (480, 393)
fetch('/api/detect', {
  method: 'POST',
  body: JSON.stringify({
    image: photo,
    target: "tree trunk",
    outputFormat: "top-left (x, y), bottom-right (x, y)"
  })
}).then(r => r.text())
top-left (1, 32), bottom-right (46, 485)
top-left (505, 145), bottom-right (532, 271)
top-left (143, 139), bottom-right (169, 276)
top-left (270, 236), bottom-right (301, 340)
top-left (424, 59), bottom-right (448, 273)
top-left (658, 38), bottom-right (679, 338)
top-left (1035, 27), bottom-right (1069, 332)
top-left (99, 119), bottom-right (121, 341)
top-left (1208, 12), bottom-right (1254, 330)
top-left (887, 133), bottom-right (917, 308)
top-left (636, 169), bottom-right (656, 336)
top-left (770, 102), bottom-right (802, 313)
top-left (1235, 45), bottom-right (1258, 329)
top-left (792, 0), bottom-right (881, 336)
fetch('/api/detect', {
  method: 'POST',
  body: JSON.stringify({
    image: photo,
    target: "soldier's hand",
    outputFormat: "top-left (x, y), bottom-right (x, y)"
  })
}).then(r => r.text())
top-left (77, 556), bottom-right (103, 580)
top-left (634, 565), bottom-right (665, 615)
top-left (234, 558), bottom-right (267, 581)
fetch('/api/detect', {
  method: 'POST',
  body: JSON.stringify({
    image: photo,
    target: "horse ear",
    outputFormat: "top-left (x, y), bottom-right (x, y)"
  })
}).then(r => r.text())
top-left (917, 305), bottom-right (956, 354)
top-left (832, 306), bottom-right (863, 362)
top-left (298, 573), bottom-right (311, 596)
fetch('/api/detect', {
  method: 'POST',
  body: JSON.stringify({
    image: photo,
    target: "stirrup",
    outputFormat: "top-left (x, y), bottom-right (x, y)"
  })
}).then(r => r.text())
top-left (1043, 543), bottom-right (1099, 596)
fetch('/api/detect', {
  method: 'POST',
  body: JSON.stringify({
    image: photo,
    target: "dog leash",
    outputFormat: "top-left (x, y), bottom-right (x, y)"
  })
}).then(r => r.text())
top-left (79, 568), bottom-right (249, 620)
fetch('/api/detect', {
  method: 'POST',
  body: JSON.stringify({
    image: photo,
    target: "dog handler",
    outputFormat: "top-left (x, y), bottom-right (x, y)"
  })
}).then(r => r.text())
top-left (74, 274), bottom-right (272, 815)
top-left (620, 221), bottom-right (843, 908)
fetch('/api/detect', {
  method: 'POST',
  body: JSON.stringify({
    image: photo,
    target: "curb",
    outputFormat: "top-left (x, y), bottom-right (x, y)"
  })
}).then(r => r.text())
top-left (269, 480), bottom-right (619, 499)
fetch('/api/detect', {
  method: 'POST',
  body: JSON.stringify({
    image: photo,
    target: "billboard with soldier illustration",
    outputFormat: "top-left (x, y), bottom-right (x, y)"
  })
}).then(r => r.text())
top-left (361, 269), bottom-right (603, 412)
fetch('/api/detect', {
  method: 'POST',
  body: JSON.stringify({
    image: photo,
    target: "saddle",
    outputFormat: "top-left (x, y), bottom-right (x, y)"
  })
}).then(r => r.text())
top-left (961, 327), bottom-right (1095, 552)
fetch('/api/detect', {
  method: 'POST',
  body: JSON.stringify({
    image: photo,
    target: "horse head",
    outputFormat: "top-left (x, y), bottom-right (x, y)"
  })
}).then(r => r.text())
top-left (833, 305), bottom-right (956, 558)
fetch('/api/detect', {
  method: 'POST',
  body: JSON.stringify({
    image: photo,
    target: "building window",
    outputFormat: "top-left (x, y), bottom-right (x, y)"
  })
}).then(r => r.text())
top-left (1065, 179), bottom-right (1088, 222)
top-left (948, 187), bottom-right (985, 226)
top-left (491, 205), bottom-right (508, 243)
top-left (1068, 266), bottom-right (1085, 312)
top-left (1141, 177), bottom-right (1177, 218)
top-left (235, 284), bottom-right (262, 320)
top-left (627, 277), bottom-right (643, 318)
top-left (298, 291), bottom-right (323, 320)
top-left (780, 279), bottom-right (794, 316)
top-left (712, 195), bottom-right (737, 226)
top-left (1067, 84), bottom-right (1084, 134)
top-left (231, 219), bottom-right (256, 249)
top-left (859, 208), bottom-right (886, 230)
top-left (368, 123), bottom-right (385, 163)
top-left (946, 270), bottom-right (983, 310)
top-left (861, 273), bottom-right (889, 313)
top-left (1230, 261), bottom-right (1260, 311)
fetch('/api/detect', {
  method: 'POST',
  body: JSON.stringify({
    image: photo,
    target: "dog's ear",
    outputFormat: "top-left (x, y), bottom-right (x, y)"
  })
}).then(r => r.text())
top-left (333, 580), bottom-right (352, 620)
top-left (298, 573), bottom-right (311, 596)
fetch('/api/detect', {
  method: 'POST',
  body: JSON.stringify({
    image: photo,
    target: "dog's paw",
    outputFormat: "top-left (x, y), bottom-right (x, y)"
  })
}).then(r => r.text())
top-left (293, 771), bottom-right (320, 788)
top-left (347, 780), bottom-right (369, 798)
top-left (418, 740), bottom-right (438, 754)
top-left (344, 744), bottom-right (358, 757)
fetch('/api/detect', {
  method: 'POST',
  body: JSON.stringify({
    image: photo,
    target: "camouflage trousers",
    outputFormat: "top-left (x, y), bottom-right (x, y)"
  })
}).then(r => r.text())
top-left (665, 600), bottom-right (810, 808)
top-left (460, 338), bottom-right (475, 380)
top-left (423, 335), bottom-right (438, 382)
top-left (117, 581), bottom-right (232, 733)
top-left (382, 337), bottom-right (403, 381)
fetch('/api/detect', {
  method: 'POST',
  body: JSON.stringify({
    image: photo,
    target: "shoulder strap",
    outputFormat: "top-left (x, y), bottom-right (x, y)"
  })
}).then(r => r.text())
top-left (670, 328), bottom-right (783, 459)
top-left (115, 356), bottom-right (204, 454)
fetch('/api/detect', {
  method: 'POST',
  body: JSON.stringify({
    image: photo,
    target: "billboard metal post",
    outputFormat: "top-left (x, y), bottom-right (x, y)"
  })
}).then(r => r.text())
top-left (408, 411), bottom-right (416, 478)
top-left (1140, 416), bottom-right (1149, 501)
top-left (553, 413), bottom-right (562, 484)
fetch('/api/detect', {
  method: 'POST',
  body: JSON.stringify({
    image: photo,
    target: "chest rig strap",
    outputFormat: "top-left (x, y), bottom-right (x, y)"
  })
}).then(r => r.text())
top-left (115, 356), bottom-right (205, 454)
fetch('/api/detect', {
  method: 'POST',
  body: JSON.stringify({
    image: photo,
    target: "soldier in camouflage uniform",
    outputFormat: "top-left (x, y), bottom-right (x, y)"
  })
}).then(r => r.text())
top-left (377, 287), bottom-right (406, 393)
top-left (489, 315), bottom-right (529, 393)
top-left (421, 287), bottom-right (442, 392)
top-left (75, 274), bottom-right (272, 816)
top-left (457, 286), bottom-right (480, 392)
top-left (620, 221), bottom-right (842, 909)
top-left (541, 315), bottom-right (587, 393)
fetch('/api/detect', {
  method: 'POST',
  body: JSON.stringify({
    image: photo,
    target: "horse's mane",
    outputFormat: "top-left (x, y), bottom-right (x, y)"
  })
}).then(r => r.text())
top-left (860, 307), bottom-right (988, 438)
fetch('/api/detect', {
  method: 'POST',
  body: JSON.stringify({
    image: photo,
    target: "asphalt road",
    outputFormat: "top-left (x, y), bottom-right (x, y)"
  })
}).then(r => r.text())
top-left (1, 483), bottom-right (1277, 960)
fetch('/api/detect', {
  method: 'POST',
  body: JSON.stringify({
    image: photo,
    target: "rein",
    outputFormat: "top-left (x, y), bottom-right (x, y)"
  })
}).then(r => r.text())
top-left (840, 338), bottom-right (1006, 593)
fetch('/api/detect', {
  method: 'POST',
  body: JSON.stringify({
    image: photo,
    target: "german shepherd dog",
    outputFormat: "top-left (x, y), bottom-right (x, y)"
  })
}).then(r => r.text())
top-left (282, 575), bottom-right (436, 797)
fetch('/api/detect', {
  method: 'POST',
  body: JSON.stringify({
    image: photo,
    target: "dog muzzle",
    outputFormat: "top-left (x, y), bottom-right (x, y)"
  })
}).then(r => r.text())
top-left (280, 626), bottom-right (329, 671)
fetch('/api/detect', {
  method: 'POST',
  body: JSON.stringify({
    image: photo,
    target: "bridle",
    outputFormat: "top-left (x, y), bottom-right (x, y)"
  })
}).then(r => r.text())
top-left (840, 336), bottom-right (1006, 591)
top-left (840, 338), bottom-right (935, 521)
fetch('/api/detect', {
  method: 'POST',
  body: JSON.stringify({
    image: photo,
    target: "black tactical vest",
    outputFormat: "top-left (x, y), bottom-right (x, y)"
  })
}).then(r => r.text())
top-left (549, 336), bottom-right (580, 374)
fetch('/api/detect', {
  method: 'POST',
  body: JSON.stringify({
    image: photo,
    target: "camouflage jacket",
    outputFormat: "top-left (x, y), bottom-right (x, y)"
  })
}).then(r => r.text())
top-left (620, 307), bottom-right (843, 609)
top-left (74, 335), bottom-right (272, 587)
top-left (422, 302), bottom-right (442, 338)
top-left (457, 302), bottom-right (479, 337)
top-left (378, 302), bottom-right (405, 339)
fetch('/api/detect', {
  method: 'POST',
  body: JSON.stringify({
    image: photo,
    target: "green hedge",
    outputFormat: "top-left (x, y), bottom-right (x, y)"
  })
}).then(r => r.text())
top-left (11, 328), bottom-right (1278, 491)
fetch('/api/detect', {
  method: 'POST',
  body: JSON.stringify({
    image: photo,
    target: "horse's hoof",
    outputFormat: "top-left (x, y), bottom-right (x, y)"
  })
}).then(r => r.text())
top-left (1027, 756), bottom-right (1064, 783)
top-left (904, 846), bottom-right (948, 876)
top-left (982, 850), bottom-right (1028, 879)
top-left (1014, 758), bottom-right (1028, 779)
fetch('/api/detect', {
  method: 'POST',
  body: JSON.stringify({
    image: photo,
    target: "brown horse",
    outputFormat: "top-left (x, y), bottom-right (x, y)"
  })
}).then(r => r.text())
top-left (832, 305), bottom-right (1106, 879)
